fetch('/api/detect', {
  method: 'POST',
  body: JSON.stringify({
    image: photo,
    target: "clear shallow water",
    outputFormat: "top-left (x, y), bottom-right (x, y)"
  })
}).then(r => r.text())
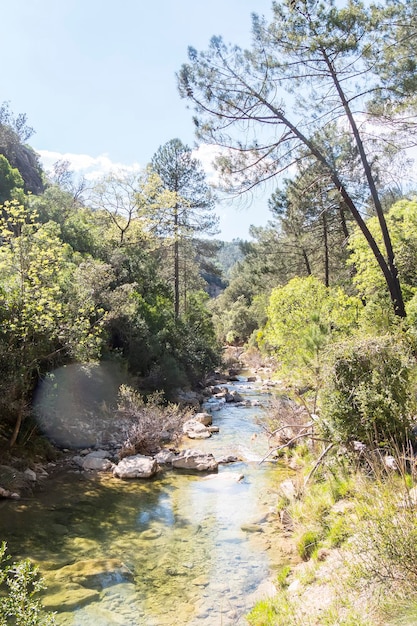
top-left (0, 378), bottom-right (289, 625)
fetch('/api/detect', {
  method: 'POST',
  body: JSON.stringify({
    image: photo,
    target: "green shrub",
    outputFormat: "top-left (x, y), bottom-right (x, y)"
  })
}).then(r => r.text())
top-left (327, 516), bottom-right (351, 548)
top-left (320, 335), bottom-right (416, 448)
top-left (276, 564), bottom-right (291, 589)
top-left (0, 542), bottom-right (55, 625)
top-left (246, 592), bottom-right (301, 626)
top-left (352, 477), bottom-right (417, 592)
top-left (296, 528), bottom-right (322, 561)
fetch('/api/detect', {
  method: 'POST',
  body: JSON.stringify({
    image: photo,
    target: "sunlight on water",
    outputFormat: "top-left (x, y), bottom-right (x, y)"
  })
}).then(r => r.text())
top-left (1, 378), bottom-right (290, 625)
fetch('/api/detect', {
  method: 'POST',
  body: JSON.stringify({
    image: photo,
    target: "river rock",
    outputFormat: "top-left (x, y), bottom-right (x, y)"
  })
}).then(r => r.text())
top-left (23, 468), bottom-right (37, 482)
top-left (87, 449), bottom-right (111, 459)
top-left (113, 454), bottom-right (158, 479)
top-left (171, 449), bottom-right (218, 472)
top-left (193, 412), bottom-right (212, 426)
top-left (240, 523), bottom-right (263, 533)
top-left (0, 486), bottom-right (20, 499)
top-left (279, 478), bottom-right (297, 502)
top-left (182, 419), bottom-right (211, 439)
top-left (174, 389), bottom-right (203, 408)
top-left (43, 585), bottom-right (100, 611)
top-left (225, 390), bottom-right (244, 403)
top-left (48, 558), bottom-right (133, 590)
top-left (140, 528), bottom-right (162, 540)
top-left (82, 457), bottom-right (113, 471)
top-left (204, 397), bottom-right (224, 411)
top-left (207, 425), bottom-right (219, 433)
top-left (202, 472), bottom-right (244, 484)
top-left (154, 450), bottom-right (177, 465)
top-left (217, 454), bottom-right (240, 464)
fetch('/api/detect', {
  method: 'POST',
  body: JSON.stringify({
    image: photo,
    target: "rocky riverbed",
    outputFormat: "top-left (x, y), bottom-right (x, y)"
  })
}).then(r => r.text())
top-left (0, 373), bottom-right (296, 625)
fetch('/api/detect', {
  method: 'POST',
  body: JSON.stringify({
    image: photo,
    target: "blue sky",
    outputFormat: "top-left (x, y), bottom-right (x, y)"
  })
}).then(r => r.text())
top-left (2, 0), bottom-right (275, 240)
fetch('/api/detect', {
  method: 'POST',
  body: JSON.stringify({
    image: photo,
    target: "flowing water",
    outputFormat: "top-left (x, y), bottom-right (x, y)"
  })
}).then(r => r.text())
top-left (0, 377), bottom-right (290, 625)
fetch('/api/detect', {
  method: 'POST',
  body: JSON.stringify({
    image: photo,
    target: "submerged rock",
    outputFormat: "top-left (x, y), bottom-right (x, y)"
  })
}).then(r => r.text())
top-left (217, 454), bottom-right (240, 464)
top-left (140, 528), bottom-right (162, 540)
top-left (48, 558), bottom-right (133, 590)
top-left (225, 390), bottom-right (244, 403)
top-left (82, 457), bottom-right (113, 471)
top-left (43, 585), bottom-right (100, 611)
top-left (154, 450), bottom-right (177, 465)
top-left (113, 454), bottom-right (158, 479)
top-left (240, 523), bottom-right (263, 533)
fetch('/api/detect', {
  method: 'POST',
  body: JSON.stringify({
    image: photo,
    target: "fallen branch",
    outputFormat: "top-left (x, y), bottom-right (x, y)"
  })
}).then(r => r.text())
top-left (259, 430), bottom-right (322, 464)
top-left (269, 421), bottom-right (314, 441)
top-left (303, 442), bottom-right (335, 490)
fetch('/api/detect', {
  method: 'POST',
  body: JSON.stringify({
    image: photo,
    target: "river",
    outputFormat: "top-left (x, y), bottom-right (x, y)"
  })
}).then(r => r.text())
top-left (0, 376), bottom-right (290, 625)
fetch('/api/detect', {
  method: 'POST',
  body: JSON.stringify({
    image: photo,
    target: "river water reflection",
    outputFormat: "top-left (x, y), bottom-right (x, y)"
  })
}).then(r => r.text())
top-left (0, 378), bottom-right (289, 625)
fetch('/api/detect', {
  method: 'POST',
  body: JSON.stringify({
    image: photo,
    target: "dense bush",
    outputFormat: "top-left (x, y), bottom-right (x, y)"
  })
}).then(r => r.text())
top-left (320, 335), bottom-right (417, 447)
top-left (116, 386), bottom-right (193, 456)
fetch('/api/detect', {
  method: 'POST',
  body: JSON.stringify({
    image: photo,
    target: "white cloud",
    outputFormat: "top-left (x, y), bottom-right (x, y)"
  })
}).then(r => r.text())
top-left (36, 149), bottom-right (142, 181)
top-left (35, 146), bottom-right (269, 240)
top-left (192, 143), bottom-right (224, 185)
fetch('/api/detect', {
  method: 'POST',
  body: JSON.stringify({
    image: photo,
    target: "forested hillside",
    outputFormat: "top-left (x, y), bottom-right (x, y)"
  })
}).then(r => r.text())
top-left (0, 116), bottom-right (225, 449)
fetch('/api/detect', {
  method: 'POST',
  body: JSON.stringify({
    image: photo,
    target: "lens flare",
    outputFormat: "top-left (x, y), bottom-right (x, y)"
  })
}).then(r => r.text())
top-left (33, 362), bottom-right (127, 448)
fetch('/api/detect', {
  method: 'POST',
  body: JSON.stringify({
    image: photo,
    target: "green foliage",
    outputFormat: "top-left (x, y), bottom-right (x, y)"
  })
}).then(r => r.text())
top-left (349, 199), bottom-right (417, 311)
top-left (327, 516), bottom-right (350, 548)
top-left (247, 593), bottom-right (298, 626)
top-left (275, 564), bottom-right (291, 589)
top-left (32, 186), bottom-right (112, 258)
top-left (0, 201), bottom-right (105, 443)
top-left (296, 529), bottom-right (322, 561)
top-left (0, 542), bottom-right (55, 625)
top-left (262, 276), bottom-right (360, 389)
top-left (209, 257), bottom-right (267, 345)
top-left (352, 475), bottom-right (417, 592)
top-left (115, 289), bottom-right (220, 394)
top-left (0, 155), bottom-right (24, 204)
top-left (320, 335), bottom-right (416, 447)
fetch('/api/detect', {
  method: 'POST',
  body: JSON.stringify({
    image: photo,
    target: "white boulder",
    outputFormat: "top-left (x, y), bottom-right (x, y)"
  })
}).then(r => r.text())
top-left (171, 449), bottom-right (218, 472)
top-left (113, 454), bottom-right (158, 479)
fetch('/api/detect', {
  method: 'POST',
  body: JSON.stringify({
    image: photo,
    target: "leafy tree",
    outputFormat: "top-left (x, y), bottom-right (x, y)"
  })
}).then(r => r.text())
top-left (320, 335), bottom-right (416, 447)
top-left (178, 0), bottom-right (410, 317)
top-left (0, 201), bottom-right (104, 446)
top-left (89, 170), bottom-right (142, 245)
top-left (268, 150), bottom-right (354, 288)
top-left (32, 185), bottom-right (113, 258)
top-left (348, 199), bottom-right (417, 322)
top-left (46, 159), bottom-right (87, 204)
top-left (149, 139), bottom-right (219, 317)
top-left (261, 276), bottom-right (361, 394)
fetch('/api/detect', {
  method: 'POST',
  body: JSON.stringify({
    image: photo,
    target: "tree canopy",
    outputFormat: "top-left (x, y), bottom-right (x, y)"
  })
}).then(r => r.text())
top-left (177, 0), bottom-right (417, 317)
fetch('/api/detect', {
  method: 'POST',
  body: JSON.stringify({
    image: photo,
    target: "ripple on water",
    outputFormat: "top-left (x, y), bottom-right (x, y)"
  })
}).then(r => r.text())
top-left (0, 381), bottom-right (291, 625)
